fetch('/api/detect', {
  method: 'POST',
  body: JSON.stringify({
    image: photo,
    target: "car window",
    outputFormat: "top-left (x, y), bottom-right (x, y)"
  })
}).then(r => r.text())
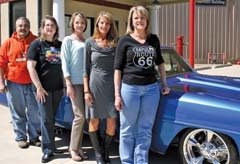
top-left (156, 48), bottom-right (193, 78)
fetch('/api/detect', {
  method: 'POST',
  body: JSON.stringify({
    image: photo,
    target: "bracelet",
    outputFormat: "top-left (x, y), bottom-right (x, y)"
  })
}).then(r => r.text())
top-left (84, 91), bottom-right (90, 94)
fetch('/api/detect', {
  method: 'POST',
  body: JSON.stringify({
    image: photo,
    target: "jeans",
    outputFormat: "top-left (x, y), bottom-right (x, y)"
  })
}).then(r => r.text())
top-left (6, 80), bottom-right (40, 141)
top-left (37, 89), bottom-right (63, 155)
top-left (119, 82), bottom-right (160, 164)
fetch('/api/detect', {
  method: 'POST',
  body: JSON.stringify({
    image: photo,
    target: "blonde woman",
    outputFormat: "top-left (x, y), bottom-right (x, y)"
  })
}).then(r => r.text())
top-left (83, 11), bottom-right (118, 164)
top-left (114, 6), bottom-right (170, 164)
top-left (61, 12), bottom-right (88, 161)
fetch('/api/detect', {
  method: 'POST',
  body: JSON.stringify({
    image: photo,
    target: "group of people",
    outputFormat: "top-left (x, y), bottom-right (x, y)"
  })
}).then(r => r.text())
top-left (0, 5), bottom-right (170, 164)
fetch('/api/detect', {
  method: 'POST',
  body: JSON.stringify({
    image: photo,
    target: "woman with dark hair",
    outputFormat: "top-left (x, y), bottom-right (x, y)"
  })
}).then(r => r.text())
top-left (61, 12), bottom-right (88, 161)
top-left (83, 11), bottom-right (118, 164)
top-left (27, 15), bottom-right (64, 163)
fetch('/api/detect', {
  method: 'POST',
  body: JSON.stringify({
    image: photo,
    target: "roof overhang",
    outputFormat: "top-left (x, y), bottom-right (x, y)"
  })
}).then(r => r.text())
top-left (0, 0), bottom-right (16, 4)
top-left (0, 0), bottom-right (202, 5)
top-left (0, 0), bottom-right (204, 6)
top-left (73, 0), bottom-right (195, 10)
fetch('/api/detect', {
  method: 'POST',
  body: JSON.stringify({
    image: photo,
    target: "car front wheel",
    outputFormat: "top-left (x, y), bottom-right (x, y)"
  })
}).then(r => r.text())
top-left (179, 129), bottom-right (238, 164)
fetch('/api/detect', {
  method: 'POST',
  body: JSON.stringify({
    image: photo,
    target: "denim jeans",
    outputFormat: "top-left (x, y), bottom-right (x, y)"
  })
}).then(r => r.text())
top-left (119, 82), bottom-right (160, 164)
top-left (6, 80), bottom-right (40, 141)
top-left (37, 89), bottom-right (63, 155)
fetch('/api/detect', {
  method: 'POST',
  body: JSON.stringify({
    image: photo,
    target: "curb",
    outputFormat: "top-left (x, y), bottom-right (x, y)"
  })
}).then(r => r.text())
top-left (195, 63), bottom-right (232, 71)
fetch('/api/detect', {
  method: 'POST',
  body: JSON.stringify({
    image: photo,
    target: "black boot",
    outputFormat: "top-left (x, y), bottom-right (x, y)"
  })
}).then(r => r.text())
top-left (89, 131), bottom-right (106, 164)
top-left (103, 133), bottom-right (114, 163)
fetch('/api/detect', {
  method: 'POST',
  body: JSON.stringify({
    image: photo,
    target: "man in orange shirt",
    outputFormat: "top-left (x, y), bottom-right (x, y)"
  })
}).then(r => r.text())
top-left (0, 17), bottom-right (41, 149)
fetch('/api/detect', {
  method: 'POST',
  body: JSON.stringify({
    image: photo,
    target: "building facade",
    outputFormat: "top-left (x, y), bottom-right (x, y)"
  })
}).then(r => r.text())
top-left (157, 0), bottom-right (240, 63)
top-left (0, 0), bottom-right (238, 64)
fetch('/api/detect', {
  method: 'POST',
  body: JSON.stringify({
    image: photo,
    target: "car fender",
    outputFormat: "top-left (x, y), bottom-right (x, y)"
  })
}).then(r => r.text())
top-left (151, 92), bottom-right (240, 155)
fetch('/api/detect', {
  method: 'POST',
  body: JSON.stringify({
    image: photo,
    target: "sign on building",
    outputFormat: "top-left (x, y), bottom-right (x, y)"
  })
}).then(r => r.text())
top-left (196, 0), bottom-right (226, 6)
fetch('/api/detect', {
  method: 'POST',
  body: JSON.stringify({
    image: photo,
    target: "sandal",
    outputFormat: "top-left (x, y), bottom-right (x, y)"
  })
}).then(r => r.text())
top-left (79, 149), bottom-right (88, 160)
top-left (70, 150), bottom-right (82, 161)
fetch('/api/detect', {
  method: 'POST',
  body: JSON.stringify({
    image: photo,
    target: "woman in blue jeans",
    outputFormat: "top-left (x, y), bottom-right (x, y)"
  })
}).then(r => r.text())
top-left (114, 6), bottom-right (170, 164)
top-left (27, 15), bottom-right (63, 163)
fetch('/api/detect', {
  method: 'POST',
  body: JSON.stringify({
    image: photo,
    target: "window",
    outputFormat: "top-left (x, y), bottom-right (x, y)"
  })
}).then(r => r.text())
top-left (9, 0), bottom-right (26, 35)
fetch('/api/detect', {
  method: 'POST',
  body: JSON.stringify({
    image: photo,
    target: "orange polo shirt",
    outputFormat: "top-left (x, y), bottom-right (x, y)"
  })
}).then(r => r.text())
top-left (0, 31), bottom-right (37, 84)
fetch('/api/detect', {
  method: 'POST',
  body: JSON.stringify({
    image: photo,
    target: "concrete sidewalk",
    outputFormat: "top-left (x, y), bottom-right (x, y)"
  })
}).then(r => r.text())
top-left (0, 104), bottom-right (120, 164)
top-left (196, 64), bottom-right (240, 77)
top-left (0, 104), bottom-right (179, 164)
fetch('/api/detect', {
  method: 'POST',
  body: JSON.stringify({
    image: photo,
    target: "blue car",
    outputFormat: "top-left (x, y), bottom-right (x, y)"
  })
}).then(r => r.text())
top-left (151, 47), bottom-right (240, 164)
top-left (1, 47), bottom-right (239, 164)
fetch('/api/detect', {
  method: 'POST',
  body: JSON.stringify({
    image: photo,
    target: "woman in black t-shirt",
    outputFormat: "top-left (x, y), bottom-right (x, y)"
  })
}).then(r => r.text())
top-left (114, 6), bottom-right (170, 164)
top-left (27, 15), bottom-right (63, 163)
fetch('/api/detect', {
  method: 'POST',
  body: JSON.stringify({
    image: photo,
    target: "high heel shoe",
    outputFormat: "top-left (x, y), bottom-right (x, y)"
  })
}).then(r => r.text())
top-left (70, 150), bottom-right (82, 161)
top-left (79, 149), bottom-right (89, 160)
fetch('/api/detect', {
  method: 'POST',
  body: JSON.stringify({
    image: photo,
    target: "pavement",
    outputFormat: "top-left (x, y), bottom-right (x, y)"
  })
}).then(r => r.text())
top-left (0, 102), bottom-right (123, 164)
top-left (0, 63), bottom-right (239, 164)
top-left (0, 103), bottom-right (179, 164)
top-left (196, 64), bottom-right (240, 77)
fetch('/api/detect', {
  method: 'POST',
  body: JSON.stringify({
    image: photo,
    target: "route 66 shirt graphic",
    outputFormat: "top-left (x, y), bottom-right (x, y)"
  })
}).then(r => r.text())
top-left (132, 46), bottom-right (155, 69)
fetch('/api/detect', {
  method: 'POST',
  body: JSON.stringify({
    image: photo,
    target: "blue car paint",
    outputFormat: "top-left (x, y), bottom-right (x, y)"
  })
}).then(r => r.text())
top-left (150, 70), bottom-right (240, 155)
top-left (0, 93), bottom-right (8, 106)
top-left (55, 96), bottom-right (74, 129)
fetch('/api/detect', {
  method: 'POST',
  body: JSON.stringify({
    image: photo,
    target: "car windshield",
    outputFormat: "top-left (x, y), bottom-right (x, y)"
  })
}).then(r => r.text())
top-left (156, 47), bottom-right (193, 78)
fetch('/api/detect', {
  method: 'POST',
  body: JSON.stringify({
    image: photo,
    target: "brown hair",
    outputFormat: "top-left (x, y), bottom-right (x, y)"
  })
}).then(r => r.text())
top-left (39, 15), bottom-right (59, 41)
top-left (126, 6), bottom-right (150, 35)
top-left (92, 11), bottom-right (118, 47)
top-left (69, 12), bottom-right (88, 32)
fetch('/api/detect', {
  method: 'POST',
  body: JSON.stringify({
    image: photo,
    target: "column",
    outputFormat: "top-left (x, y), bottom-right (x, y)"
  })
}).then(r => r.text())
top-left (147, 5), bottom-right (161, 38)
top-left (53, 0), bottom-right (65, 41)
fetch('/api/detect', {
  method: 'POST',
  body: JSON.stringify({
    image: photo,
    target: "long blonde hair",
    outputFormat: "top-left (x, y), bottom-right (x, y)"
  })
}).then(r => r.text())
top-left (126, 6), bottom-right (150, 35)
top-left (92, 11), bottom-right (118, 47)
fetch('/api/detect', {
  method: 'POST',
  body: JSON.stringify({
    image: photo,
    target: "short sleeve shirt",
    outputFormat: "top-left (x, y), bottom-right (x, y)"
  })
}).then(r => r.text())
top-left (27, 39), bottom-right (64, 91)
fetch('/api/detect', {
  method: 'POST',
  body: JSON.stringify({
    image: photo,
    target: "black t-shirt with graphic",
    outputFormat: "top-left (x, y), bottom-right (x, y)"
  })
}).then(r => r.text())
top-left (114, 34), bottom-right (164, 85)
top-left (28, 39), bottom-right (63, 91)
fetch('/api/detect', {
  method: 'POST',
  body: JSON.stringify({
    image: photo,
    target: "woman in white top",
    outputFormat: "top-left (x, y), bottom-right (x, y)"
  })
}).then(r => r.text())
top-left (61, 12), bottom-right (88, 162)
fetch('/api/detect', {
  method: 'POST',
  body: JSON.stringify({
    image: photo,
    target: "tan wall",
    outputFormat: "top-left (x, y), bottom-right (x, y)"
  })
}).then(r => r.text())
top-left (26, 0), bottom-right (39, 36)
top-left (0, 0), bottom-right (131, 44)
top-left (0, 3), bottom-right (10, 42)
top-left (65, 1), bottom-right (130, 36)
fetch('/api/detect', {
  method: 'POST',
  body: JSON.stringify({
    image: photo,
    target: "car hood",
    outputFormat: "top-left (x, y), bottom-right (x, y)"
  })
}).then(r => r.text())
top-left (169, 72), bottom-right (240, 101)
